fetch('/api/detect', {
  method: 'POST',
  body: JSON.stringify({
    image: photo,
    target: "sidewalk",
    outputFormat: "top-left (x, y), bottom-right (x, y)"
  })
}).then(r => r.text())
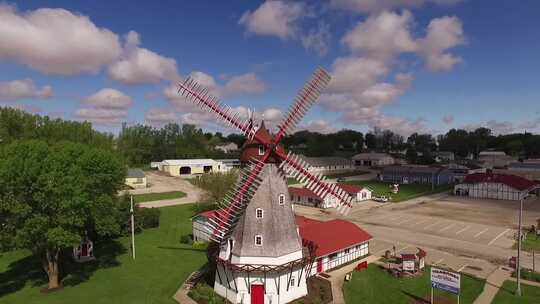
top-left (473, 267), bottom-right (512, 304)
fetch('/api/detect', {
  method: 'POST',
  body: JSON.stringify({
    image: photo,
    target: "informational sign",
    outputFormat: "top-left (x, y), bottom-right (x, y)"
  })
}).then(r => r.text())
top-left (431, 268), bottom-right (460, 295)
top-left (403, 260), bottom-right (415, 271)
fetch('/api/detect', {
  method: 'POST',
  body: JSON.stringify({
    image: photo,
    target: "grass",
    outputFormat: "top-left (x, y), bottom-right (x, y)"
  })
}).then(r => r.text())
top-left (0, 204), bottom-right (207, 304)
top-left (343, 265), bottom-right (485, 304)
top-left (492, 280), bottom-right (540, 303)
top-left (343, 180), bottom-right (452, 202)
top-left (133, 191), bottom-right (186, 203)
top-left (513, 231), bottom-right (540, 253)
top-left (512, 269), bottom-right (540, 283)
top-left (287, 177), bottom-right (300, 185)
top-left (325, 170), bottom-right (370, 179)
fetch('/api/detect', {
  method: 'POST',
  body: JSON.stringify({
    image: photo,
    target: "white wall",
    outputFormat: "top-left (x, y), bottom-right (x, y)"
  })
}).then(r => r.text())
top-left (455, 182), bottom-right (525, 201)
top-left (306, 242), bottom-right (369, 277)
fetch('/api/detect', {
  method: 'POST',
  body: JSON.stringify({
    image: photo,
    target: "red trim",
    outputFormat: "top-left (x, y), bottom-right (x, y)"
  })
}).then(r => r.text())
top-left (463, 173), bottom-right (537, 191)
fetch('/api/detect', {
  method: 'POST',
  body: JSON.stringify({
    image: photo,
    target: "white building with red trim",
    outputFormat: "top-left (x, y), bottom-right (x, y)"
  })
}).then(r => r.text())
top-left (296, 216), bottom-right (372, 275)
top-left (288, 184), bottom-right (372, 209)
top-left (454, 173), bottom-right (540, 200)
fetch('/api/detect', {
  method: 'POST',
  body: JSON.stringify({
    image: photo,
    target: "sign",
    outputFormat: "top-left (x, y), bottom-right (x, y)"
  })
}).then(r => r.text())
top-left (431, 268), bottom-right (460, 295)
top-left (403, 260), bottom-right (415, 271)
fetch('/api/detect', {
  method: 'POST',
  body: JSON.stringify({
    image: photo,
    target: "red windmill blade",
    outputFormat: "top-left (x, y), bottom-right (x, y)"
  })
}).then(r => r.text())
top-left (274, 67), bottom-right (332, 144)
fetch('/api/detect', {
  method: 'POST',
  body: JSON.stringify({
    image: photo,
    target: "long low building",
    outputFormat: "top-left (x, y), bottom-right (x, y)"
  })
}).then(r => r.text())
top-left (352, 152), bottom-right (394, 167)
top-left (288, 184), bottom-right (372, 209)
top-left (297, 155), bottom-right (354, 176)
top-left (159, 159), bottom-right (229, 177)
top-left (381, 165), bottom-right (467, 185)
top-left (192, 212), bottom-right (372, 275)
top-left (454, 173), bottom-right (540, 200)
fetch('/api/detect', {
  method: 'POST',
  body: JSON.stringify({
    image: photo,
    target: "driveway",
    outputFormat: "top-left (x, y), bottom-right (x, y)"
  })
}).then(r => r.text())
top-left (122, 171), bottom-right (206, 208)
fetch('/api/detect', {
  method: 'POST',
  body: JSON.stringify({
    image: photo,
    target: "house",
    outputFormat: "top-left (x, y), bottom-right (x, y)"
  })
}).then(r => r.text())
top-left (288, 184), bottom-right (372, 208)
top-left (125, 168), bottom-right (147, 189)
top-left (159, 159), bottom-right (226, 177)
top-left (454, 173), bottom-right (540, 200)
top-left (434, 151), bottom-right (455, 163)
top-left (296, 216), bottom-right (372, 275)
top-left (380, 165), bottom-right (463, 185)
top-left (215, 142), bottom-right (239, 154)
top-left (352, 152), bottom-right (395, 167)
top-left (216, 159), bottom-right (241, 170)
top-left (191, 210), bottom-right (216, 242)
top-left (479, 151), bottom-right (515, 168)
top-left (297, 155), bottom-right (354, 176)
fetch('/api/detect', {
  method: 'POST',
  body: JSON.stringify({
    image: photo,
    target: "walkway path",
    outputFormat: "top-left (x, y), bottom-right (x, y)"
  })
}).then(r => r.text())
top-left (474, 267), bottom-right (512, 304)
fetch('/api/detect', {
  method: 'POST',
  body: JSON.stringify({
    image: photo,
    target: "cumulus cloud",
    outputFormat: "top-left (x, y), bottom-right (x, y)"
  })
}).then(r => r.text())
top-left (223, 72), bottom-right (268, 96)
top-left (0, 78), bottom-right (53, 101)
top-left (0, 4), bottom-right (121, 74)
top-left (442, 115), bottom-right (454, 124)
top-left (108, 31), bottom-right (179, 84)
top-left (82, 88), bottom-right (133, 109)
top-left (418, 16), bottom-right (465, 71)
top-left (145, 108), bottom-right (178, 126)
top-left (301, 22), bottom-right (331, 56)
top-left (75, 108), bottom-right (128, 125)
top-left (239, 0), bottom-right (306, 39)
top-left (298, 119), bottom-right (337, 134)
top-left (329, 0), bottom-right (462, 14)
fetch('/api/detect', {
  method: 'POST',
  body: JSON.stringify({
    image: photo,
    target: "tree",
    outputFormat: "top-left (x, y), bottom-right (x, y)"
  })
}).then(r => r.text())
top-left (0, 140), bottom-right (125, 289)
top-left (406, 147), bottom-right (418, 164)
top-left (365, 133), bottom-right (377, 150)
top-left (193, 170), bottom-right (238, 204)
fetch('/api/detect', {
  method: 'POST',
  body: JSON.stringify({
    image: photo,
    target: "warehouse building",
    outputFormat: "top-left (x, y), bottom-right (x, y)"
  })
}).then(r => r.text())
top-left (454, 173), bottom-right (540, 200)
top-left (352, 152), bottom-right (395, 167)
top-left (160, 159), bottom-right (227, 177)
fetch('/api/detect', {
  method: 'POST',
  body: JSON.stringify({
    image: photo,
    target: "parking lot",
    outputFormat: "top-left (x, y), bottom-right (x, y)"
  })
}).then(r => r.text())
top-left (363, 213), bottom-right (515, 248)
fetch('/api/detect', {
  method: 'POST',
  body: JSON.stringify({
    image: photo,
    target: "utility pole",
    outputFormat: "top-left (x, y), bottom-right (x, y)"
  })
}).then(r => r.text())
top-left (130, 195), bottom-right (136, 260)
top-left (516, 196), bottom-right (524, 296)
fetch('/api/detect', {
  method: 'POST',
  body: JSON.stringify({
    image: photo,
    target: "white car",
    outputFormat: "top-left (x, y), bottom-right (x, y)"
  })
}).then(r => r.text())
top-left (373, 195), bottom-right (389, 203)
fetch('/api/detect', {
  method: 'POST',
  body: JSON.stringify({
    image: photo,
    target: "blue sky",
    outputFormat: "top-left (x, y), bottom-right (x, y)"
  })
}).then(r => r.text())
top-left (1, 0), bottom-right (539, 136)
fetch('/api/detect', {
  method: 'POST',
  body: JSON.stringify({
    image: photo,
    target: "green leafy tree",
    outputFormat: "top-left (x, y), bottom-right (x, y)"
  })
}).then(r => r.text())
top-left (0, 140), bottom-right (125, 290)
top-left (193, 170), bottom-right (238, 204)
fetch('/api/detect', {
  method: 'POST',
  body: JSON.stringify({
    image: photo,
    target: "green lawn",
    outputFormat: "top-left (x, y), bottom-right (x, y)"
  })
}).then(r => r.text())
top-left (325, 170), bottom-right (370, 179)
top-left (343, 180), bottom-right (451, 202)
top-left (287, 177), bottom-right (300, 185)
top-left (344, 265), bottom-right (485, 304)
top-left (133, 191), bottom-right (186, 203)
top-left (0, 204), bottom-right (207, 304)
top-left (492, 280), bottom-right (540, 304)
top-left (514, 232), bottom-right (540, 253)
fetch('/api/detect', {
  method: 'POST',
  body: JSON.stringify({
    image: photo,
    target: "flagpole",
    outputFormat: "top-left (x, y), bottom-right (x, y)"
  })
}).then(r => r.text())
top-left (130, 195), bottom-right (136, 260)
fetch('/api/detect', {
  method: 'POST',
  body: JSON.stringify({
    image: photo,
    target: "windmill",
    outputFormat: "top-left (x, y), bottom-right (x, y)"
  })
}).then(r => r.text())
top-left (178, 67), bottom-right (353, 304)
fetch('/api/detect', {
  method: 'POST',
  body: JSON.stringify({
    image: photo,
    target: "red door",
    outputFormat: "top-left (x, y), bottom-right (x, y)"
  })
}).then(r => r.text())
top-left (251, 284), bottom-right (264, 304)
top-left (317, 258), bottom-right (323, 273)
top-left (81, 243), bottom-right (88, 257)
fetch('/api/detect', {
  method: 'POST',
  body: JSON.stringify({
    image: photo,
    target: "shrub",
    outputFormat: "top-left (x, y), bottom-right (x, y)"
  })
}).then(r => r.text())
top-left (137, 207), bottom-right (160, 229)
top-left (193, 240), bottom-right (209, 250)
top-left (188, 284), bottom-right (225, 304)
top-left (180, 234), bottom-right (193, 245)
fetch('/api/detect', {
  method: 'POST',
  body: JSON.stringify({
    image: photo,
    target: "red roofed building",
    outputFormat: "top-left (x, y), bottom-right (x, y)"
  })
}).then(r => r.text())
top-left (288, 184), bottom-right (372, 209)
top-left (454, 172), bottom-right (540, 201)
top-left (296, 215), bottom-right (372, 275)
top-left (192, 210), bottom-right (219, 241)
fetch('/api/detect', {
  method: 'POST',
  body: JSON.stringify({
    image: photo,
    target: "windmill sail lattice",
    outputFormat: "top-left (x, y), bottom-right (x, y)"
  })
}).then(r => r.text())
top-left (178, 66), bottom-right (354, 245)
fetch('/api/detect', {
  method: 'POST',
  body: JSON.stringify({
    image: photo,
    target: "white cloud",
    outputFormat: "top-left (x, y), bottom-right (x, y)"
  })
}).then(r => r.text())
top-left (329, 0), bottom-right (462, 14)
top-left (145, 108), bottom-right (178, 126)
top-left (82, 88), bottom-right (132, 109)
top-left (0, 78), bottom-right (53, 101)
top-left (108, 31), bottom-right (179, 84)
top-left (442, 115), bottom-right (454, 124)
top-left (418, 16), bottom-right (465, 71)
top-left (0, 4), bottom-right (121, 74)
top-left (342, 10), bottom-right (417, 59)
top-left (223, 72), bottom-right (268, 96)
top-left (75, 108), bottom-right (128, 125)
top-left (519, 118), bottom-right (540, 130)
top-left (298, 119), bottom-right (337, 134)
top-left (301, 22), bottom-right (331, 56)
top-left (239, 0), bottom-right (306, 39)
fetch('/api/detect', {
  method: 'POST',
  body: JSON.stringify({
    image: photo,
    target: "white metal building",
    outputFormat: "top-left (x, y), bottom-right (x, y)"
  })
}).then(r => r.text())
top-left (454, 173), bottom-right (540, 200)
top-left (297, 155), bottom-right (354, 176)
top-left (159, 159), bottom-right (227, 177)
top-left (352, 152), bottom-right (395, 167)
top-left (288, 184), bottom-right (371, 209)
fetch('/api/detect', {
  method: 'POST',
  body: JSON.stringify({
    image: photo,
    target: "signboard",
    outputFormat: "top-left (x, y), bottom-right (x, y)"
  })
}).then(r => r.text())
top-left (403, 260), bottom-right (415, 271)
top-left (431, 268), bottom-right (460, 295)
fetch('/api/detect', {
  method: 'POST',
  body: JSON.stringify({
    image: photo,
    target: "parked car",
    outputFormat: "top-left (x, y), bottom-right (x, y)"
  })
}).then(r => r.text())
top-left (373, 195), bottom-right (389, 203)
top-left (336, 177), bottom-right (346, 182)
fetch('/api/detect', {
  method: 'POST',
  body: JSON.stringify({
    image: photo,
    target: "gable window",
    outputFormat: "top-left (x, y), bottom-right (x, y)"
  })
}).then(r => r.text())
top-left (255, 235), bottom-right (263, 246)
top-left (256, 208), bottom-right (263, 219)
top-left (278, 194), bottom-right (285, 205)
top-left (258, 145), bottom-right (265, 156)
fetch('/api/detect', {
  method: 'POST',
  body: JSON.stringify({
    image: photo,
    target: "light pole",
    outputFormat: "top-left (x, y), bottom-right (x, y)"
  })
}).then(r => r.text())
top-left (130, 195), bottom-right (136, 260)
top-left (516, 194), bottom-right (527, 296)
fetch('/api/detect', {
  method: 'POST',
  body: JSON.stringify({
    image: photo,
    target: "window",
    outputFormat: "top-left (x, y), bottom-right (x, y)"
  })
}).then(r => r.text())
top-left (258, 145), bottom-right (265, 156)
top-left (329, 252), bottom-right (338, 260)
top-left (362, 192), bottom-right (367, 199)
top-left (278, 194), bottom-right (285, 205)
top-left (290, 276), bottom-right (295, 287)
top-left (256, 208), bottom-right (263, 219)
top-left (255, 235), bottom-right (263, 246)
top-left (345, 248), bottom-right (350, 254)
top-left (308, 197), bottom-right (313, 203)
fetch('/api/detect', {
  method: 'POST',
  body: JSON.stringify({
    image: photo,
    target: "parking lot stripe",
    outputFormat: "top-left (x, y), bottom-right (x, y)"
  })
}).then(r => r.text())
top-left (439, 223), bottom-right (456, 232)
top-left (457, 264), bottom-right (468, 272)
top-left (412, 218), bottom-right (431, 226)
top-left (474, 228), bottom-right (489, 238)
top-left (435, 258), bottom-right (444, 265)
top-left (456, 225), bottom-right (470, 235)
top-left (488, 228), bottom-right (510, 246)
top-left (424, 221), bottom-right (442, 230)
